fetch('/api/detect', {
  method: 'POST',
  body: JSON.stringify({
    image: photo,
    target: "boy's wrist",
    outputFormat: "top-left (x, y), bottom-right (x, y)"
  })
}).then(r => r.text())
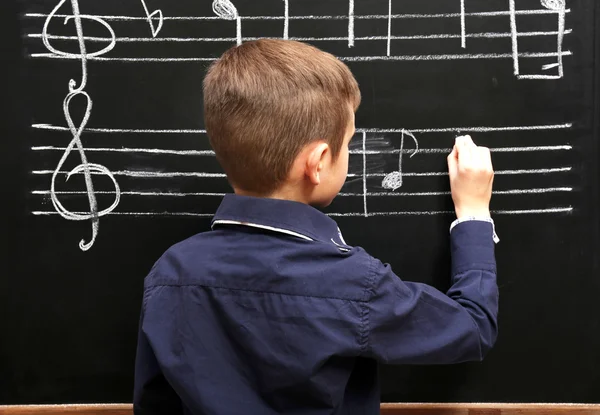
top-left (450, 215), bottom-right (499, 244)
top-left (454, 207), bottom-right (491, 219)
top-left (450, 220), bottom-right (497, 276)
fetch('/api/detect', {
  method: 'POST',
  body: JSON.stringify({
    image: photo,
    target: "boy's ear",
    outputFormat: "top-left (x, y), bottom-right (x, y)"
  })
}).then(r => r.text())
top-left (305, 141), bottom-right (330, 185)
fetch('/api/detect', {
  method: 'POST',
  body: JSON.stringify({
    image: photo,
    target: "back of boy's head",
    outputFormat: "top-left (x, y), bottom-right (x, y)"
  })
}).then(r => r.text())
top-left (203, 39), bottom-right (361, 195)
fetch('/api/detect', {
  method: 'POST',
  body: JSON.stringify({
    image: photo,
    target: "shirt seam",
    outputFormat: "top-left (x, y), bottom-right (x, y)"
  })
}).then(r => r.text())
top-left (453, 263), bottom-right (496, 275)
top-left (213, 214), bottom-right (330, 242)
top-left (144, 282), bottom-right (367, 302)
top-left (212, 220), bottom-right (314, 241)
top-left (359, 256), bottom-right (376, 354)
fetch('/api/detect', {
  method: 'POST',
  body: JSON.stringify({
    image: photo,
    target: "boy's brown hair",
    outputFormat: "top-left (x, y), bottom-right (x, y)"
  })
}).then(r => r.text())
top-left (203, 39), bottom-right (361, 194)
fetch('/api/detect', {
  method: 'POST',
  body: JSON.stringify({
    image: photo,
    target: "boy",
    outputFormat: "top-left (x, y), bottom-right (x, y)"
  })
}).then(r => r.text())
top-left (134, 39), bottom-right (498, 415)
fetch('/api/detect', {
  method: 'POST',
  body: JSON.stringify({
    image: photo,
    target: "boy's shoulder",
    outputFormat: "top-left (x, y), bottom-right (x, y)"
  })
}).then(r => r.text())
top-left (143, 230), bottom-right (220, 285)
top-left (143, 226), bottom-right (388, 303)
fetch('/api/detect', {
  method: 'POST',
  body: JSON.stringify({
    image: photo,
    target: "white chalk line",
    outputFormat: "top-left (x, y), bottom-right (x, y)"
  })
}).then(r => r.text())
top-left (351, 145), bottom-right (573, 154)
top-left (30, 145), bottom-right (572, 155)
top-left (31, 167), bottom-right (571, 178)
top-left (361, 124), bottom-right (573, 133)
top-left (329, 207), bottom-right (574, 216)
top-left (30, 207), bottom-right (574, 217)
top-left (31, 187), bottom-right (573, 197)
top-left (31, 146), bottom-right (216, 155)
top-left (283, 0), bottom-right (289, 39)
top-left (350, 167), bottom-right (572, 177)
top-left (518, 74), bottom-right (562, 80)
top-left (387, 0), bottom-right (392, 56)
top-left (29, 51), bottom-right (573, 62)
top-left (509, 0), bottom-right (519, 75)
top-left (32, 124), bottom-right (205, 133)
top-left (31, 211), bottom-right (215, 217)
top-left (24, 9), bottom-right (571, 21)
top-left (33, 169), bottom-right (227, 178)
top-left (342, 51), bottom-right (572, 62)
top-left (31, 123), bottom-right (573, 134)
top-left (348, 0), bottom-right (354, 47)
top-left (460, 0), bottom-right (466, 48)
top-left (28, 30), bottom-right (573, 43)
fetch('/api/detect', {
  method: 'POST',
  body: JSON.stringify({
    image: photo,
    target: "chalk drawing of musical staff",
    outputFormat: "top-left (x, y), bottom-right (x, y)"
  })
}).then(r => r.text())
top-left (381, 130), bottom-right (419, 191)
top-left (42, 0), bottom-right (121, 251)
top-left (28, 6), bottom-right (573, 80)
top-left (28, 122), bottom-right (575, 217)
top-left (212, 0), bottom-right (242, 45)
top-left (139, 0), bottom-right (164, 38)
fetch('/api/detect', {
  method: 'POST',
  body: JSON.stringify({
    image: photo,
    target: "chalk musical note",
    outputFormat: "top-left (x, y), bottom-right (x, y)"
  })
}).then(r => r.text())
top-left (509, 0), bottom-right (567, 79)
top-left (140, 0), bottom-right (164, 38)
top-left (42, 0), bottom-right (121, 251)
top-left (212, 0), bottom-right (242, 46)
top-left (540, 0), bottom-right (566, 76)
top-left (381, 130), bottom-right (419, 191)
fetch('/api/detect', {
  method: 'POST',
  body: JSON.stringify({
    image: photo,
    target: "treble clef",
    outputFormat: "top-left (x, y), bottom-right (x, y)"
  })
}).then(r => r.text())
top-left (42, 0), bottom-right (121, 251)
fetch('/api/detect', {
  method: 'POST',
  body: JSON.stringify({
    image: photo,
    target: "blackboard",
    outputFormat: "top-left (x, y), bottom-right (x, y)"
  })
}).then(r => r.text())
top-left (2, 0), bottom-right (600, 405)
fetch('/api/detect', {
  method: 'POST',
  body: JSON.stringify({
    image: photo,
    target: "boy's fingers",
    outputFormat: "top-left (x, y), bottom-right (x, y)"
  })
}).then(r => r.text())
top-left (476, 146), bottom-right (493, 172)
top-left (447, 146), bottom-right (458, 175)
top-left (460, 135), bottom-right (474, 147)
top-left (456, 136), bottom-right (473, 169)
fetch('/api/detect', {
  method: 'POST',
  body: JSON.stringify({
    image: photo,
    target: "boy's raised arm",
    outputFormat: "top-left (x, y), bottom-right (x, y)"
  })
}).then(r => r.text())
top-left (362, 136), bottom-right (499, 365)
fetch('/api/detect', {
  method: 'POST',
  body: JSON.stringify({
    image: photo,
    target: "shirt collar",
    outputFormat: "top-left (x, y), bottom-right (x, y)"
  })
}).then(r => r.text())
top-left (211, 194), bottom-right (350, 249)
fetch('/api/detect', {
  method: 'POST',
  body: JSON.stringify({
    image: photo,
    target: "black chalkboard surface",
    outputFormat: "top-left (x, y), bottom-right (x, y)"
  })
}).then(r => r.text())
top-left (2, 0), bottom-right (600, 405)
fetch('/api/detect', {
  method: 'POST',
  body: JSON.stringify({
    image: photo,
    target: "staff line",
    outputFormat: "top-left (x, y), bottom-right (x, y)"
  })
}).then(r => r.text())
top-left (30, 187), bottom-right (574, 197)
top-left (28, 30), bottom-right (573, 43)
top-left (29, 51), bottom-right (573, 62)
top-left (31, 167), bottom-right (572, 178)
top-left (24, 9), bottom-right (571, 21)
top-left (31, 123), bottom-right (574, 134)
top-left (29, 207), bottom-right (575, 217)
top-left (30, 145), bottom-right (573, 155)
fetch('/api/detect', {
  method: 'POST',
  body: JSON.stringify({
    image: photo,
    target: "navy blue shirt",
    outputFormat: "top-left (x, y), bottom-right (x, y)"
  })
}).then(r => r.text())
top-left (133, 195), bottom-right (498, 415)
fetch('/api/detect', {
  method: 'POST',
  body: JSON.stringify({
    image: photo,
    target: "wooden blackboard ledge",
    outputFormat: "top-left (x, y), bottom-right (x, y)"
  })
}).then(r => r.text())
top-left (0, 405), bottom-right (131, 415)
top-left (380, 403), bottom-right (600, 414)
top-left (1, 403), bottom-right (600, 414)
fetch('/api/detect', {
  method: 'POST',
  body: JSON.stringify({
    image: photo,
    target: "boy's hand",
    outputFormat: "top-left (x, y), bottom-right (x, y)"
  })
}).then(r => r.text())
top-left (447, 135), bottom-right (494, 219)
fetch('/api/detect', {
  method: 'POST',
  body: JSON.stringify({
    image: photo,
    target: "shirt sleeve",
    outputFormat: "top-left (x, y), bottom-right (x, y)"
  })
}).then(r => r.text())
top-left (363, 220), bottom-right (499, 365)
top-left (133, 290), bottom-right (183, 415)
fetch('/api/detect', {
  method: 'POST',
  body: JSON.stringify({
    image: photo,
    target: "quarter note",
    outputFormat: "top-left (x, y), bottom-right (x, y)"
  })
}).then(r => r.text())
top-left (213, 0), bottom-right (242, 45)
top-left (381, 130), bottom-right (419, 191)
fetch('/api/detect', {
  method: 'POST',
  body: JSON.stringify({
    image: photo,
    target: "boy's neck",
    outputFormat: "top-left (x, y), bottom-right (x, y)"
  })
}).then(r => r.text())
top-left (234, 184), bottom-right (313, 205)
